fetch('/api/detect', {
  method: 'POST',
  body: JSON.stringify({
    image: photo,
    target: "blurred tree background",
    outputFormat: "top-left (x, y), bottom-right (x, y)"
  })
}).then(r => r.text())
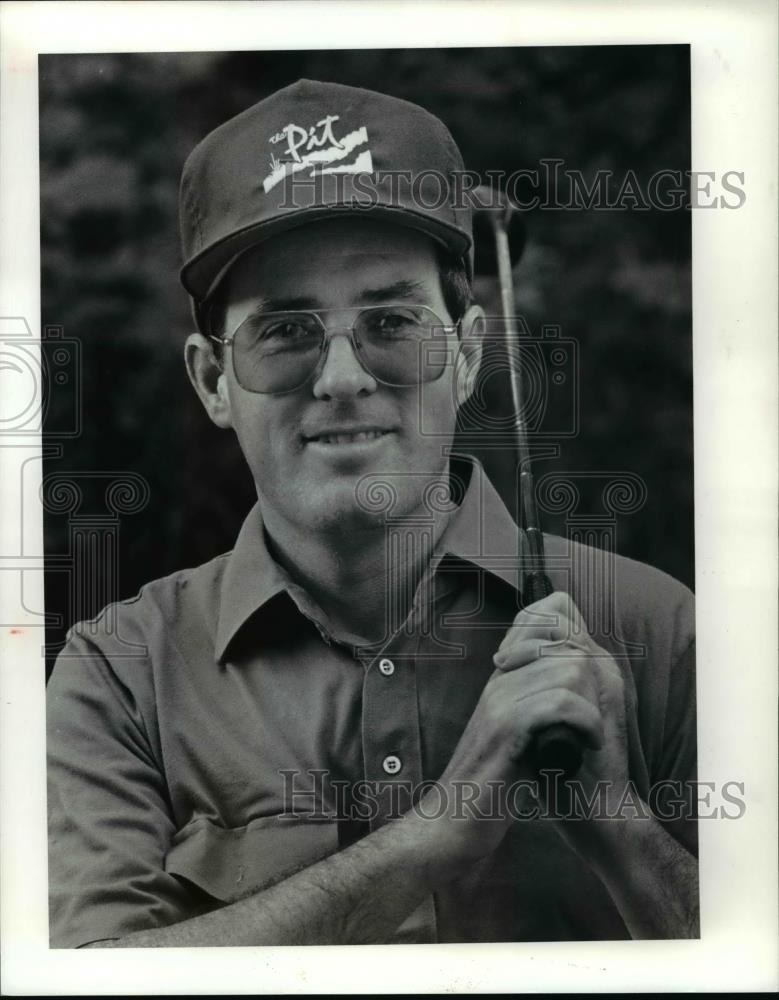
top-left (40, 47), bottom-right (692, 668)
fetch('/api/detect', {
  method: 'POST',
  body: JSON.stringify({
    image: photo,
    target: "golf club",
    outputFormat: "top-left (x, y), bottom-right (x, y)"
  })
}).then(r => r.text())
top-left (472, 185), bottom-right (584, 779)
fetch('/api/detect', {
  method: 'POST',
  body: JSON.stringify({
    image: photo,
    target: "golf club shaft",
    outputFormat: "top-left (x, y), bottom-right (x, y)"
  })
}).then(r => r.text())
top-left (489, 209), bottom-right (584, 779)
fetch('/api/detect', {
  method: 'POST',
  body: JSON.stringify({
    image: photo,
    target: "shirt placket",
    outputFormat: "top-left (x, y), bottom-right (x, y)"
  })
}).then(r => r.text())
top-left (360, 633), bottom-right (424, 831)
top-left (358, 572), bottom-right (439, 942)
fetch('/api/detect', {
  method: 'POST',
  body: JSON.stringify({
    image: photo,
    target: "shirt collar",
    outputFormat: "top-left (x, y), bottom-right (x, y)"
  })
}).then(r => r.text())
top-left (436, 457), bottom-right (527, 593)
top-left (215, 501), bottom-right (290, 663)
top-left (215, 458), bottom-right (526, 663)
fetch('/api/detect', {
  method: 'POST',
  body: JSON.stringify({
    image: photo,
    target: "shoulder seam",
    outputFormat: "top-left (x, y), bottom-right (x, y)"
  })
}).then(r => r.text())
top-left (67, 550), bottom-right (233, 634)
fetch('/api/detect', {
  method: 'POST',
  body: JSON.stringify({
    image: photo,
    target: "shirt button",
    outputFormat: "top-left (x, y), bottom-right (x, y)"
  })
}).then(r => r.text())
top-left (378, 657), bottom-right (395, 676)
top-left (382, 755), bottom-right (402, 775)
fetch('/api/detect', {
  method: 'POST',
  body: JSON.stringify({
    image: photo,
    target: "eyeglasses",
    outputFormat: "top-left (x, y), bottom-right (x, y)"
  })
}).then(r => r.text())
top-left (209, 304), bottom-right (458, 394)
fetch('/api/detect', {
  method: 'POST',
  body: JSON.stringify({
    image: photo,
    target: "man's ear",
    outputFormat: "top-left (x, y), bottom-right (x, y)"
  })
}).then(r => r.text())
top-left (184, 332), bottom-right (233, 429)
top-left (454, 303), bottom-right (485, 408)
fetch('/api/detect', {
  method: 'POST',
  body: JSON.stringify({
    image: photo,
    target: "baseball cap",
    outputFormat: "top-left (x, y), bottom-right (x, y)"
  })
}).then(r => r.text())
top-left (179, 79), bottom-right (474, 325)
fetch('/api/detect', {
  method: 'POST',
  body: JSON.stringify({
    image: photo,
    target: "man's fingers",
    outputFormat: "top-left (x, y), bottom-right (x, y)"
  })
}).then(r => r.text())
top-left (497, 592), bottom-right (590, 655)
top-left (491, 652), bottom-right (601, 708)
top-left (514, 690), bottom-right (604, 757)
top-left (494, 633), bottom-right (593, 669)
top-left (525, 590), bottom-right (587, 632)
top-left (496, 623), bottom-right (565, 653)
top-left (494, 637), bottom-right (569, 671)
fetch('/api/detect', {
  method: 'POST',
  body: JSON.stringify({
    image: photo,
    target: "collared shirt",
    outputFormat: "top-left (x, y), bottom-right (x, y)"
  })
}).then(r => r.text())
top-left (47, 460), bottom-right (697, 947)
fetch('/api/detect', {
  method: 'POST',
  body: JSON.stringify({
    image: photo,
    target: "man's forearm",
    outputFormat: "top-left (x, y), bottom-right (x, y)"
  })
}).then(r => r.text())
top-left (88, 808), bottom-right (465, 947)
top-left (578, 810), bottom-right (699, 939)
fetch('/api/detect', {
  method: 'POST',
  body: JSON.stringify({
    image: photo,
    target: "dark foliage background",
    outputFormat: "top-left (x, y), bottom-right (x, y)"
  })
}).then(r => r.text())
top-left (40, 47), bottom-right (693, 670)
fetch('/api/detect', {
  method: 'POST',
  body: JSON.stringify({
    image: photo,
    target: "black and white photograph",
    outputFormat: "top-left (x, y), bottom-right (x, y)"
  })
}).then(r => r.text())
top-left (41, 45), bottom-right (701, 949)
top-left (1, 1), bottom-right (777, 994)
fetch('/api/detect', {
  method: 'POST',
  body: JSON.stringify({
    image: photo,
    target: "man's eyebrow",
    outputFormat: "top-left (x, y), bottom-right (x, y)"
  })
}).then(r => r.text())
top-left (245, 295), bottom-right (320, 316)
top-left (243, 281), bottom-right (429, 318)
top-left (356, 280), bottom-right (428, 304)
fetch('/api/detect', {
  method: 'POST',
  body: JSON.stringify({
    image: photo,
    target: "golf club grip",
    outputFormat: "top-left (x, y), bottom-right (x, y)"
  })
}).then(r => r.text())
top-left (530, 723), bottom-right (584, 779)
top-left (524, 574), bottom-right (585, 779)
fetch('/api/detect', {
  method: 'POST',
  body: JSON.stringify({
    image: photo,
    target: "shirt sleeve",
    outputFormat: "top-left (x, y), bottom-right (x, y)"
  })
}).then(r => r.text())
top-left (602, 551), bottom-right (698, 859)
top-left (652, 633), bottom-right (699, 858)
top-left (47, 629), bottom-right (202, 948)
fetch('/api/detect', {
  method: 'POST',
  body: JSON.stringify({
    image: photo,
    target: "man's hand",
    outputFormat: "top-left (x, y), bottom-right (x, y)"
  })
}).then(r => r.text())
top-left (426, 590), bottom-right (699, 938)
top-left (428, 591), bottom-right (627, 859)
top-left (494, 590), bottom-right (629, 785)
top-left (495, 591), bottom-right (634, 835)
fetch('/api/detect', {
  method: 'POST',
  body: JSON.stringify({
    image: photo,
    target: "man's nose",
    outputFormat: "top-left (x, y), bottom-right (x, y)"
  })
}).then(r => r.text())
top-left (311, 332), bottom-right (377, 400)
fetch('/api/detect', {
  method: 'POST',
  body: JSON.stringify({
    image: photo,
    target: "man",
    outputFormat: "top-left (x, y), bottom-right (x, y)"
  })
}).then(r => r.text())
top-left (47, 79), bottom-right (698, 946)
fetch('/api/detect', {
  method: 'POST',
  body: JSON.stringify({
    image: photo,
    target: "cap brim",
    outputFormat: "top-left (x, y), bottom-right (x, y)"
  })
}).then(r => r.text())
top-left (181, 203), bottom-right (473, 304)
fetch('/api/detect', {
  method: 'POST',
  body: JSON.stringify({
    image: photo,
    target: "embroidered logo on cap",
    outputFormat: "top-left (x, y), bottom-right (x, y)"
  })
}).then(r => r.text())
top-left (263, 114), bottom-right (373, 193)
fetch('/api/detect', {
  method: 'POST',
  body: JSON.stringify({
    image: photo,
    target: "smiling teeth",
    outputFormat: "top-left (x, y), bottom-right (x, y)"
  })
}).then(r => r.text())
top-left (318, 431), bottom-right (385, 444)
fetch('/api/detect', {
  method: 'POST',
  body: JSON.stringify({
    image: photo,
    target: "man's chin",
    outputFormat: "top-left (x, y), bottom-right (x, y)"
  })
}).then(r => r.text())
top-left (320, 485), bottom-right (391, 530)
top-left (311, 472), bottom-right (452, 531)
top-left (260, 459), bottom-right (453, 534)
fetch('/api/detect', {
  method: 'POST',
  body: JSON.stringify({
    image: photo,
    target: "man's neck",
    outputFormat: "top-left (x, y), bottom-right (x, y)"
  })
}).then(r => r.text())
top-left (260, 499), bottom-right (454, 647)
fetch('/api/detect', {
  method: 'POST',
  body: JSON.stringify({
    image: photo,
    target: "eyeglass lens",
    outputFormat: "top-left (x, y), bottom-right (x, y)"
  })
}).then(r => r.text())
top-left (231, 305), bottom-right (451, 393)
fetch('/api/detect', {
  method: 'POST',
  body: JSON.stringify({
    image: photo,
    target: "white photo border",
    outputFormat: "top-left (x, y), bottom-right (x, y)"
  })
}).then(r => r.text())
top-left (1, 0), bottom-right (777, 993)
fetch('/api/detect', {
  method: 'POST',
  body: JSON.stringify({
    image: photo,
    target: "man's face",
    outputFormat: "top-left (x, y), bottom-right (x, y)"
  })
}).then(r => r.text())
top-left (208, 217), bottom-right (480, 536)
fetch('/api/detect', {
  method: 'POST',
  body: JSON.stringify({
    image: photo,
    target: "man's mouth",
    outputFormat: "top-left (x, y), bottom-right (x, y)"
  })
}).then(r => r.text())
top-left (304, 428), bottom-right (394, 446)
